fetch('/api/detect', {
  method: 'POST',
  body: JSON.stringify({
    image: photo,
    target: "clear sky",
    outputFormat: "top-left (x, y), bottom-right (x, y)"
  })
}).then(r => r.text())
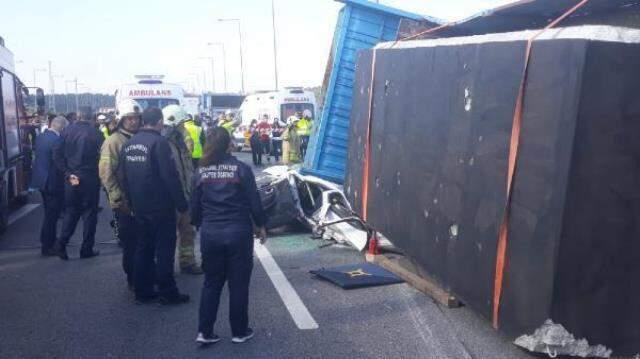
top-left (1, 0), bottom-right (515, 95)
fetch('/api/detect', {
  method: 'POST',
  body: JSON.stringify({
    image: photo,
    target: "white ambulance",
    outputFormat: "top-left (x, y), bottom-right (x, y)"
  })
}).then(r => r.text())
top-left (115, 75), bottom-right (185, 110)
top-left (236, 87), bottom-right (317, 127)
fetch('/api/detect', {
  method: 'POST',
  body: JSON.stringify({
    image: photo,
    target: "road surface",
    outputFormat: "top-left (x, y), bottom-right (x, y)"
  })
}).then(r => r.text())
top-left (0, 153), bottom-right (532, 359)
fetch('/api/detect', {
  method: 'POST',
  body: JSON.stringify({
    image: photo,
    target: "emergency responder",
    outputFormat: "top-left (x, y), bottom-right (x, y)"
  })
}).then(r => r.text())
top-left (282, 115), bottom-right (301, 164)
top-left (120, 107), bottom-right (190, 305)
top-left (31, 116), bottom-right (68, 256)
top-left (162, 105), bottom-right (203, 275)
top-left (192, 127), bottom-right (266, 345)
top-left (297, 109), bottom-right (313, 159)
top-left (98, 113), bottom-right (117, 139)
top-left (184, 115), bottom-right (205, 168)
top-left (99, 99), bottom-right (142, 289)
top-left (53, 111), bottom-right (104, 260)
top-left (219, 110), bottom-right (236, 135)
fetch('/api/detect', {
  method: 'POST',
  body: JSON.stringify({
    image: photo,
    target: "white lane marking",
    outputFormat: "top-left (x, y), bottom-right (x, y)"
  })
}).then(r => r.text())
top-left (8, 204), bottom-right (41, 225)
top-left (255, 241), bottom-right (319, 330)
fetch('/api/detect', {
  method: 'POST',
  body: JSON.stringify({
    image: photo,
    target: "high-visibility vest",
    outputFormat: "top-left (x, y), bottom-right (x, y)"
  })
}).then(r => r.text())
top-left (296, 118), bottom-right (312, 136)
top-left (100, 126), bottom-right (110, 139)
top-left (184, 121), bottom-right (203, 159)
top-left (220, 120), bottom-right (235, 135)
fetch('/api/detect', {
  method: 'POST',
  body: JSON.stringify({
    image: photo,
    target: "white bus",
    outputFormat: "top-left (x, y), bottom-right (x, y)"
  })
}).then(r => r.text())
top-left (115, 75), bottom-right (185, 110)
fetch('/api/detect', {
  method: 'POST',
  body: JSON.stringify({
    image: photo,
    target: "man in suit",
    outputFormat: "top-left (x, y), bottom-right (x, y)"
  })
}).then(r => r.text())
top-left (31, 116), bottom-right (68, 256)
top-left (53, 111), bottom-right (104, 260)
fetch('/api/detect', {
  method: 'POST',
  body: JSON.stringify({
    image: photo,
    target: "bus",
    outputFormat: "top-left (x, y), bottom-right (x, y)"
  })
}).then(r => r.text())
top-left (0, 36), bottom-right (44, 232)
top-left (114, 75), bottom-right (185, 110)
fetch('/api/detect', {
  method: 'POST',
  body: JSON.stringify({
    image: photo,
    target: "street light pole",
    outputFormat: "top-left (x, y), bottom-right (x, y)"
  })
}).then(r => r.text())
top-left (272, 0), bottom-right (279, 91)
top-left (74, 78), bottom-right (79, 113)
top-left (218, 18), bottom-right (245, 94)
top-left (207, 42), bottom-right (227, 92)
top-left (32, 67), bottom-right (46, 108)
top-left (65, 80), bottom-right (75, 113)
top-left (199, 57), bottom-right (216, 93)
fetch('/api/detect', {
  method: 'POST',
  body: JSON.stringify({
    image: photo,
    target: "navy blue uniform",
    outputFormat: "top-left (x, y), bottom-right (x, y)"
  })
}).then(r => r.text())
top-left (120, 129), bottom-right (188, 300)
top-left (191, 154), bottom-right (265, 338)
top-left (31, 129), bottom-right (65, 253)
top-left (53, 121), bottom-right (104, 256)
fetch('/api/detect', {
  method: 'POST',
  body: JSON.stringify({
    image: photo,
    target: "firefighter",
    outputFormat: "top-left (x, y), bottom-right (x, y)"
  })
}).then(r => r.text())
top-left (282, 115), bottom-right (301, 164)
top-left (53, 110), bottom-right (104, 260)
top-left (98, 114), bottom-right (115, 139)
top-left (162, 105), bottom-right (203, 275)
top-left (120, 107), bottom-right (190, 305)
top-left (296, 109), bottom-right (313, 159)
top-left (192, 127), bottom-right (266, 345)
top-left (99, 99), bottom-right (142, 289)
top-left (184, 114), bottom-right (205, 168)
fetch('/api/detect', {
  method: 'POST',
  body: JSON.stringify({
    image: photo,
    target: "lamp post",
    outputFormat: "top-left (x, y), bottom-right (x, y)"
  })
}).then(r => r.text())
top-left (65, 80), bottom-right (75, 113)
top-left (207, 42), bottom-right (227, 92)
top-left (271, 0), bottom-right (279, 90)
top-left (32, 67), bottom-right (46, 108)
top-left (218, 18), bottom-right (245, 94)
top-left (199, 56), bottom-right (216, 93)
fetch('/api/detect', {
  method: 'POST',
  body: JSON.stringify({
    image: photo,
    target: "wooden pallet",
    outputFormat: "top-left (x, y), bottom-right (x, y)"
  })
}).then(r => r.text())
top-left (366, 253), bottom-right (461, 308)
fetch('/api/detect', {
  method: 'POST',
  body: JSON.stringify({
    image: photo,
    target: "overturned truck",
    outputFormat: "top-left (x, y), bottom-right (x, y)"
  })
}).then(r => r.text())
top-left (345, 25), bottom-right (640, 356)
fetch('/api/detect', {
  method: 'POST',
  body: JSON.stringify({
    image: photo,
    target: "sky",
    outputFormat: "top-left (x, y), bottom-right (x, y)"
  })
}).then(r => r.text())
top-left (0, 0), bottom-right (515, 95)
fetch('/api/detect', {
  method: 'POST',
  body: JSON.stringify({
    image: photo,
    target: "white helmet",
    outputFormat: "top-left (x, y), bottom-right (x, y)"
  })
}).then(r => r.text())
top-left (287, 115), bottom-right (299, 125)
top-left (116, 99), bottom-right (143, 120)
top-left (97, 114), bottom-right (109, 124)
top-left (302, 109), bottom-right (312, 119)
top-left (162, 104), bottom-right (189, 127)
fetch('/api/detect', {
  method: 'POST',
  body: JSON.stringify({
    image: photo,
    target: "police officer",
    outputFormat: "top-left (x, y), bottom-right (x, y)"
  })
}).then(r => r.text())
top-left (219, 110), bottom-right (236, 135)
top-left (184, 114), bottom-right (204, 168)
top-left (99, 100), bottom-right (142, 289)
top-left (296, 109), bottom-right (313, 159)
top-left (162, 105), bottom-right (203, 275)
top-left (53, 110), bottom-right (104, 260)
top-left (120, 107), bottom-right (190, 305)
top-left (192, 127), bottom-right (266, 345)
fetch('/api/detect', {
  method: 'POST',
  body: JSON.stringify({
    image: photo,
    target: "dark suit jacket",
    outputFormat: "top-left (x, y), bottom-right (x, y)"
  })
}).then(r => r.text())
top-left (30, 129), bottom-right (64, 193)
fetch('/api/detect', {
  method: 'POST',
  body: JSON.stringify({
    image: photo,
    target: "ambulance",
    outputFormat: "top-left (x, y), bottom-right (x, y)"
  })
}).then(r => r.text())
top-left (233, 87), bottom-right (317, 150)
top-left (115, 75), bottom-right (185, 110)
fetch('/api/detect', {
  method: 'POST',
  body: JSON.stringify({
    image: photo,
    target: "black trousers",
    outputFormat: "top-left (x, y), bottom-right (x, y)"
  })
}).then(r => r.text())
top-left (260, 140), bottom-right (271, 160)
top-left (198, 225), bottom-right (253, 337)
top-left (271, 140), bottom-right (282, 162)
top-left (58, 178), bottom-right (100, 254)
top-left (115, 209), bottom-right (137, 286)
top-left (300, 135), bottom-right (310, 159)
top-left (251, 141), bottom-right (262, 166)
top-left (39, 190), bottom-right (63, 251)
top-left (134, 213), bottom-right (179, 299)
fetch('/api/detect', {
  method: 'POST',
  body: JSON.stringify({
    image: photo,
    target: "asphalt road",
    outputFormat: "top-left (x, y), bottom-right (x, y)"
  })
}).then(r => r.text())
top-left (0, 153), bottom-right (533, 359)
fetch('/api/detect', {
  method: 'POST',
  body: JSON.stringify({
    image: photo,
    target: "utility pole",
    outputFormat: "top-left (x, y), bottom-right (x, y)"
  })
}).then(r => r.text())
top-left (65, 80), bottom-right (75, 113)
top-left (32, 67), bottom-right (46, 108)
top-left (199, 57), bottom-right (216, 93)
top-left (74, 78), bottom-right (79, 113)
top-left (272, 0), bottom-right (279, 91)
top-left (218, 18), bottom-right (245, 93)
top-left (207, 42), bottom-right (227, 92)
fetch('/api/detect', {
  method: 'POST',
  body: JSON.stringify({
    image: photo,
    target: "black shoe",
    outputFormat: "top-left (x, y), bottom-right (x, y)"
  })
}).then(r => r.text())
top-left (158, 293), bottom-right (190, 305)
top-left (55, 245), bottom-right (69, 261)
top-left (135, 293), bottom-right (159, 305)
top-left (80, 250), bottom-right (100, 259)
top-left (41, 248), bottom-right (58, 257)
top-left (232, 328), bottom-right (254, 344)
top-left (181, 264), bottom-right (204, 275)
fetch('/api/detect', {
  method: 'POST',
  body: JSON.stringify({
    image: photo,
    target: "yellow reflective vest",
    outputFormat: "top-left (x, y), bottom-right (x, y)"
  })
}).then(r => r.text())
top-left (296, 118), bottom-right (312, 136)
top-left (220, 119), bottom-right (235, 135)
top-left (184, 120), bottom-right (203, 159)
top-left (100, 126), bottom-right (111, 139)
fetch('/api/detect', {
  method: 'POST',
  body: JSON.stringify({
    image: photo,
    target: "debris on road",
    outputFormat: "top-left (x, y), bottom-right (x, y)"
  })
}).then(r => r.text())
top-left (310, 262), bottom-right (403, 290)
top-left (514, 320), bottom-right (612, 359)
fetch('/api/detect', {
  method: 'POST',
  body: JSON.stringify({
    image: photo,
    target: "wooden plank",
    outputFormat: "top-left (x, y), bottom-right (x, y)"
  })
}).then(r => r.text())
top-left (366, 253), bottom-right (461, 308)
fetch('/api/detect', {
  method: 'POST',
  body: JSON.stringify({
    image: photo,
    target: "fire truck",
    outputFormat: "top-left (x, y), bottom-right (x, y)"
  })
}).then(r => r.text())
top-left (0, 36), bottom-right (45, 232)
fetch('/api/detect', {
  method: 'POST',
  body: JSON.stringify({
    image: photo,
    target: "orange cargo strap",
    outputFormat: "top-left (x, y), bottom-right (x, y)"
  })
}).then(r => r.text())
top-left (492, 0), bottom-right (590, 329)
